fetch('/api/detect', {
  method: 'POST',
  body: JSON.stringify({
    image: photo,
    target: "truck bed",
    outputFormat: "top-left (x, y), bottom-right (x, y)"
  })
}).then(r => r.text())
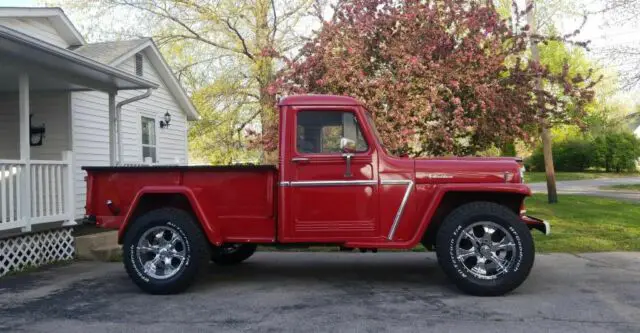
top-left (83, 165), bottom-right (278, 243)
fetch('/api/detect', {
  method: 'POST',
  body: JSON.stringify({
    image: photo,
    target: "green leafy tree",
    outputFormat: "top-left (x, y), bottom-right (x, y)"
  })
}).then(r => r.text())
top-left (54, 0), bottom-right (323, 164)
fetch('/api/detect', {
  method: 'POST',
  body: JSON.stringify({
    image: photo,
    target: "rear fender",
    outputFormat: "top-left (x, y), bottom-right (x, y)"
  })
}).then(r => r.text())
top-left (118, 186), bottom-right (222, 245)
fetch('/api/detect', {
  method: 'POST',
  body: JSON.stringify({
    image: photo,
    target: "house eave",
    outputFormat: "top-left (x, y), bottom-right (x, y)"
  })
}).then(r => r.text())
top-left (0, 7), bottom-right (85, 46)
top-left (0, 25), bottom-right (158, 92)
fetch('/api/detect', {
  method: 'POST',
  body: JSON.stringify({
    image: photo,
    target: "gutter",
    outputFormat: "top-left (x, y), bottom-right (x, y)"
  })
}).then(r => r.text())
top-left (115, 89), bottom-right (154, 165)
top-left (0, 25), bottom-right (158, 90)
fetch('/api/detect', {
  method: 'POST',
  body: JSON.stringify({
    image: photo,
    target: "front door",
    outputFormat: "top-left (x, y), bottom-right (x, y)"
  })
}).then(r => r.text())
top-left (284, 108), bottom-right (378, 241)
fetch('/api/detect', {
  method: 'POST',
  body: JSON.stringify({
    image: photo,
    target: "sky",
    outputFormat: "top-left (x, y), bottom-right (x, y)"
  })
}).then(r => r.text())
top-left (2, 0), bottom-right (639, 104)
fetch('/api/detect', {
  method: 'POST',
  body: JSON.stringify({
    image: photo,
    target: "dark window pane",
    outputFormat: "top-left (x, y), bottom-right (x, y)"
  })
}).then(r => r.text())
top-left (143, 146), bottom-right (156, 163)
top-left (141, 117), bottom-right (155, 145)
top-left (296, 111), bottom-right (368, 154)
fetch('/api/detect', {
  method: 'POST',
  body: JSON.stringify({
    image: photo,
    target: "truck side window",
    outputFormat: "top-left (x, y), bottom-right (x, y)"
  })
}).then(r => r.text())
top-left (296, 111), bottom-right (368, 154)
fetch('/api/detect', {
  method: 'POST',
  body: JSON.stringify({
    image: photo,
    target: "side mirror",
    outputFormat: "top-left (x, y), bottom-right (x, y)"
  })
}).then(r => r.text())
top-left (340, 137), bottom-right (356, 153)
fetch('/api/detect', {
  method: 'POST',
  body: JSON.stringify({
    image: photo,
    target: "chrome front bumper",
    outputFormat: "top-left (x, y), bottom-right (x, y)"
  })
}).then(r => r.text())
top-left (522, 215), bottom-right (551, 235)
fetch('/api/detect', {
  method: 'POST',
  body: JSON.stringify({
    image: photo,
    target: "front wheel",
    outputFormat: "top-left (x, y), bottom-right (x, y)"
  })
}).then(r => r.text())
top-left (122, 208), bottom-right (210, 294)
top-left (436, 202), bottom-right (534, 296)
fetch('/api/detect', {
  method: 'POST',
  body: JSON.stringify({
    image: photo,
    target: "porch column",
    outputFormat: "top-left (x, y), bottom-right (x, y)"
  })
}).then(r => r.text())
top-left (19, 73), bottom-right (31, 232)
top-left (108, 92), bottom-right (117, 165)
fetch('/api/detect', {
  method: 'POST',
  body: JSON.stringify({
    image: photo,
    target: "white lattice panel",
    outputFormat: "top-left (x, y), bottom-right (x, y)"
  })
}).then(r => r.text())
top-left (0, 228), bottom-right (74, 277)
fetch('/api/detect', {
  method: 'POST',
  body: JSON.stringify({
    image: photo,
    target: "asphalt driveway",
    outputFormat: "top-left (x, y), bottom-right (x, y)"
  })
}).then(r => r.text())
top-left (529, 177), bottom-right (640, 201)
top-left (1, 252), bottom-right (640, 333)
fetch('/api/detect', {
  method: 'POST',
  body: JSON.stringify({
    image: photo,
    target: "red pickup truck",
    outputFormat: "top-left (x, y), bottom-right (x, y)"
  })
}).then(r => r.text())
top-left (84, 94), bottom-right (549, 296)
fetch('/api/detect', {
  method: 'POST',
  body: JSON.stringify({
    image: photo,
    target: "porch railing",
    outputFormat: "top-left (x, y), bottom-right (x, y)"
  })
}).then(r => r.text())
top-left (0, 151), bottom-right (75, 233)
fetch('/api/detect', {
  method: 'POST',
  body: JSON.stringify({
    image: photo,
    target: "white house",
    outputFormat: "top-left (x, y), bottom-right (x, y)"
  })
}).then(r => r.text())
top-left (0, 7), bottom-right (198, 276)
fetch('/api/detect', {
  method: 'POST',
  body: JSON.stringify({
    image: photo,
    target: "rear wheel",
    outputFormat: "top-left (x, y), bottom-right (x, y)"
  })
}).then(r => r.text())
top-left (123, 208), bottom-right (210, 294)
top-left (436, 202), bottom-right (534, 296)
top-left (211, 243), bottom-right (257, 265)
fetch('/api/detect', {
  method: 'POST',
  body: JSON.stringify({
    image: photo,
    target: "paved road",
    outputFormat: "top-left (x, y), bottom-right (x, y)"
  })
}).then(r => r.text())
top-left (529, 177), bottom-right (640, 201)
top-left (1, 252), bottom-right (640, 333)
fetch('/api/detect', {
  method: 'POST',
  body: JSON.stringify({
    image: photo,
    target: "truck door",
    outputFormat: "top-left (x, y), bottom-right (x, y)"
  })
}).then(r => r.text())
top-left (281, 107), bottom-right (378, 241)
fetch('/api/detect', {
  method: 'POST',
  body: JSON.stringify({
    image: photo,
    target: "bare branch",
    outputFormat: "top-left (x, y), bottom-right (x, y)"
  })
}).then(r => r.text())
top-left (224, 18), bottom-right (255, 61)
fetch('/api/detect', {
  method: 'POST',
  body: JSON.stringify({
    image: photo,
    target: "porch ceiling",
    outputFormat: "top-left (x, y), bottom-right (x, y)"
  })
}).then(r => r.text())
top-left (0, 25), bottom-right (159, 93)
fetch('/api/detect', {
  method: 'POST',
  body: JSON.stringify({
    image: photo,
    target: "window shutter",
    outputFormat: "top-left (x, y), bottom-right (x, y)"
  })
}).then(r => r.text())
top-left (135, 53), bottom-right (143, 76)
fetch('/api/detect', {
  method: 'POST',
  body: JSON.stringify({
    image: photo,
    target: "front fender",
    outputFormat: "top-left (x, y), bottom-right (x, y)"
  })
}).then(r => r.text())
top-left (118, 186), bottom-right (223, 246)
top-left (412, 183), bottom-right (532, 245)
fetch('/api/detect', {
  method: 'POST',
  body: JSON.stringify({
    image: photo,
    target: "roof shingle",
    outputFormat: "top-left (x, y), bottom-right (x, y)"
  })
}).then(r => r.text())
top-left (70, 39), bottom-right (149, 64)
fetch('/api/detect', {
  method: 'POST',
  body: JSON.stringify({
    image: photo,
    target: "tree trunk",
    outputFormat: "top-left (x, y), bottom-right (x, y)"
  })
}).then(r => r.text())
top-left (527, 0), bottom-right (558, 203)
top-left (541, 125), bottom-right (558, 203)
top-left (254, 0), bottom-right (278, 165)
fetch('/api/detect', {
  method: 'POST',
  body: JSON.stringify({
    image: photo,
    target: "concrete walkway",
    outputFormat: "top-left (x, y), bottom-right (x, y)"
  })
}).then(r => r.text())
top-left (529, 177), bottom-right (640, 201)
top-left (1, 252), bottom-right (640, 332)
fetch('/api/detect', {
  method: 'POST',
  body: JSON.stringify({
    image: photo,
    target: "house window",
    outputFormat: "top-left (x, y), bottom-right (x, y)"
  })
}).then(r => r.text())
top-left (135, 53), bottom-right (143, 76)
top-left (141, 116), bottom-right (156, 163)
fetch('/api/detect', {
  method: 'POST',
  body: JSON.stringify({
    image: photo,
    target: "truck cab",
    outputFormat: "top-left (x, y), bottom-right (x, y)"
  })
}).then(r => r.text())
top-left (84, 94), bottom-right (549, 296)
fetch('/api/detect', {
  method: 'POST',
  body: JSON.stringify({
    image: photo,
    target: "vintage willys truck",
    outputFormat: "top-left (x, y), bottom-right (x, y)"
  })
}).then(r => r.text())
top-left (83, 95), bottom-right (549, 296)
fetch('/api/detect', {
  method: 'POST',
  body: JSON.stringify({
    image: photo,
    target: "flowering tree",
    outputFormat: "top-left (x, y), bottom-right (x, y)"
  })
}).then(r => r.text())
top-left (272, 0), bottom-right (598, 156)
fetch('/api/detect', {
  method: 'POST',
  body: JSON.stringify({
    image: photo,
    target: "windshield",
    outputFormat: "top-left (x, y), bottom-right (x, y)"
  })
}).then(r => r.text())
top-left (364, 110), bottom-right (389, 154)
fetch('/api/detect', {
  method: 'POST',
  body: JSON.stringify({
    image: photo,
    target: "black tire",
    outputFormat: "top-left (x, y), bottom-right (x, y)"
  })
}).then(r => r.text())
top-left (211, 244), bottom-right (257, 266)
top-left (122, 207), bottom-right (210, 295)
top-left (435, 201), bottom-right (534, 296)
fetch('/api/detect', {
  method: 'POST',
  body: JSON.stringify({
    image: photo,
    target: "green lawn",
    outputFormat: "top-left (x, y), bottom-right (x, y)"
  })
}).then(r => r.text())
top-left (524, 171), bottom-right (637, 183)
top-left (526, 194), bottom-right (640, 252)
top-left (599, 184), bottom-right (640, 192)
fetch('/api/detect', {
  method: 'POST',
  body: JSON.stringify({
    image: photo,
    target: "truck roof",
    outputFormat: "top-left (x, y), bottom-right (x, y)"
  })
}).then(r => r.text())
top-left (278, 94), bottom-right (362, 106)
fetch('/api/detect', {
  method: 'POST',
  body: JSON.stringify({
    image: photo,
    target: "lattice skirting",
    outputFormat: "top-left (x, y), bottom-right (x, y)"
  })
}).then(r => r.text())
top-left (0, 228), bottom-right (75, 277)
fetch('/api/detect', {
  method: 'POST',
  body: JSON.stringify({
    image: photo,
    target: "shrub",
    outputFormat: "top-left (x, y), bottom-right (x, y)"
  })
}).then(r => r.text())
top-left (527, 139), bottom-right (595, 172)
top-left (593, 132), bottom-right (640, 172)
top-left (526, 132), bottom-right (640, 173)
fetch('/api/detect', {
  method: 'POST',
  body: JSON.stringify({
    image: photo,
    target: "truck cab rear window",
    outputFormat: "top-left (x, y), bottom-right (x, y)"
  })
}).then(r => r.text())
top-left (296, 111), bottom-right (368, 154)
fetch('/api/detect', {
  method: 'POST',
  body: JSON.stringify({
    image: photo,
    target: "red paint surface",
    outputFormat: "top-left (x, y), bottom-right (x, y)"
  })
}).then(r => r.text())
top-left (84, 94), bottom-right (532, 248)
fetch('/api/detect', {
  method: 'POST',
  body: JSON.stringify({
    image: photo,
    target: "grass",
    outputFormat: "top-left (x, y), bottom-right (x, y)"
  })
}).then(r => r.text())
top-left (599, 184), bottom-right (640, 192)
top-left (526, 194), bottom-right (640, 253)
top-left (524, 171), bottom-right (636, 183)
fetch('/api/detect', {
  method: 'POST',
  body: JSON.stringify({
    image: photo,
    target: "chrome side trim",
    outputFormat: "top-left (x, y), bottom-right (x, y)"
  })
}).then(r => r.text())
top-left (385, 180), bottom-right (414, 240)
top-left (288, 180), bottom-right (377, 187)
top-left (279, 181), bottom-right (291, 187)
top-left (380, 179), bottom-right (412, 185)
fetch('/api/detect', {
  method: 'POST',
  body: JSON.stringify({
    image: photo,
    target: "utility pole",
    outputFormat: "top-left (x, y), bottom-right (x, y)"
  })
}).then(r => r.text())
top-left (526, 0), bottom-right (558, 203)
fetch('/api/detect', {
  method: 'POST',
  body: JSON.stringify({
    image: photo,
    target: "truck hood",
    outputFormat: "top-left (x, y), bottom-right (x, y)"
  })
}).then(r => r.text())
top-left (413, 157), bottom-right (523, 184)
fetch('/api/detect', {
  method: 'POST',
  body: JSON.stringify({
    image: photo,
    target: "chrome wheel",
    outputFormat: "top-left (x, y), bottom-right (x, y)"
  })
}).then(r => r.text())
top-left (455, 221), bottom-right (516, 280)
top-left (136, 226), bottom-right (187, 280)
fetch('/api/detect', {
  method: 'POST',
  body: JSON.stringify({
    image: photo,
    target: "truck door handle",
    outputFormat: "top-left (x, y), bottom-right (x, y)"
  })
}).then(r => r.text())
top-left (291, 157), bottom-right (309, 163)
top-left (342, 153), bottom-right (354, 177)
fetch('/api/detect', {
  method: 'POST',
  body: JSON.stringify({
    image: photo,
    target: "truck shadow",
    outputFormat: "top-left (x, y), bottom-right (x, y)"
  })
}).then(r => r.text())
top-left (195, 252), bottom-right (454, 293)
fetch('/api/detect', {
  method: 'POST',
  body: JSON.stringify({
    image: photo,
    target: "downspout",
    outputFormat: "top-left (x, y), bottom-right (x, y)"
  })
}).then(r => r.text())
top-left (115, 89), bottom-right (154, 165)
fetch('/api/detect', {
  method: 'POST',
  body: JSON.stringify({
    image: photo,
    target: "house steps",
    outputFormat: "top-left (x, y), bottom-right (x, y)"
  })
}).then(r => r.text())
top-left (75, 230), bottom-right (122, 262)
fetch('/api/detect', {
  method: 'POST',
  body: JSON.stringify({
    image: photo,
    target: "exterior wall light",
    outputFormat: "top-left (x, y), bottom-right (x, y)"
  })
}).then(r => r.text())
top-left (29, 114), bottom-right (45, 146)
top-left (159, 111), bottom-right (171, 129)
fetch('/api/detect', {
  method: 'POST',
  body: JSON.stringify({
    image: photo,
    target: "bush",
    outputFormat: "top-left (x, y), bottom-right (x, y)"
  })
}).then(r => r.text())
top-left (526, 132), bottom-right (640, 173)
top-left (527, 139), bottom-right (595, 172)
top-left (593, 132), bottom-right (640, 172)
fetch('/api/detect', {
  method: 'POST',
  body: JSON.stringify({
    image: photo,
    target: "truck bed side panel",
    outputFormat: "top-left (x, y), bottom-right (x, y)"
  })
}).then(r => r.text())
top-left (182, 169), bottom-right (277, 242)
top-left (84, 166), bottom-right (277, 243)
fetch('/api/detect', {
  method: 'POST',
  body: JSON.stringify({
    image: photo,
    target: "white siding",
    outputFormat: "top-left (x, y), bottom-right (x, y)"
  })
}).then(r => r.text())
top-left (30, 93), bottom-right (71, 160)
top-left (0, 93), bottom-right (19, 160)
top-left (0, 17), bottom-right (69, 47)
top-left (0, 92), bottom-right (70, 160)
top-left (116, 53), bottom-right (188, 165)
top-left (71, 91), bottom-right (110, 218)
top-left (71, 52), bottom-right (190, 217)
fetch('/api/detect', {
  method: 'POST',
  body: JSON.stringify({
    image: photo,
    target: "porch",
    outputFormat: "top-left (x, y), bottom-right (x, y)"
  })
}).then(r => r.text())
top-left (0, 25), bottom-right (156, 275)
